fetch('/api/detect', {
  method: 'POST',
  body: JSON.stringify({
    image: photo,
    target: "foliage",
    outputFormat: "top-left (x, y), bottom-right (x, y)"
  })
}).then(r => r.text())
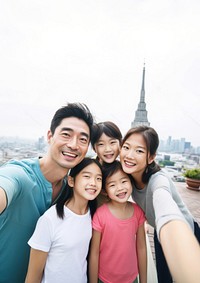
top-left (184, 168), bottom-right (200, 180)
top-left (158, 160), bottom-right (175, 167)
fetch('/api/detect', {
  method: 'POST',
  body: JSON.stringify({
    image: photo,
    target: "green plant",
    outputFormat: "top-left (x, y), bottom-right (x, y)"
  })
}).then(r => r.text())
top-left (158, 160), bottom-right (175, 167)
top-left (184, 168), bottom-right (200, 180)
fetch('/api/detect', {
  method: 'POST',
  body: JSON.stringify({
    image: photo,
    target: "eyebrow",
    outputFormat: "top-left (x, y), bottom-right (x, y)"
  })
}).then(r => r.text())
top-left (61, 127), bottom-right (89, 139)
top-left (107, 176), bottom-right (128, 184)
top-left (82, 170), bottom-right (102, 176)
top-left (124, 141), bottom-right (146, 149)
top-left (137, 146), bottom-right (146, 150)
top-left (99, 138), bottom-right (117, 143)
top-left (106, 180), bottom-right (115, 185)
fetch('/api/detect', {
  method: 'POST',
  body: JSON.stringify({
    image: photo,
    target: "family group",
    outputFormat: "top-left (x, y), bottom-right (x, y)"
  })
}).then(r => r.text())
top-left (0, 102), bottom-right (200, 283)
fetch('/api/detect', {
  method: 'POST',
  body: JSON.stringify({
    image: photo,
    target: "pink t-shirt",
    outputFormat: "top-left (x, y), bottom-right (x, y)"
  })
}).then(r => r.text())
top-left (92, 202), bottom-right (146, 283)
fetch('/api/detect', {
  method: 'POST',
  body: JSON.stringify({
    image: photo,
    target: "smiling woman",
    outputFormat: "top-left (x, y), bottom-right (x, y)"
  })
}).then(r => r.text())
top-left (120, 126), bottom-right (200, 283)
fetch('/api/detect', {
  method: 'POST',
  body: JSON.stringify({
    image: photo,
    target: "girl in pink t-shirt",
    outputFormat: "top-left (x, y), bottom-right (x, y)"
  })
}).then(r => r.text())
top-left (89, 160), bottom-right (147, 283)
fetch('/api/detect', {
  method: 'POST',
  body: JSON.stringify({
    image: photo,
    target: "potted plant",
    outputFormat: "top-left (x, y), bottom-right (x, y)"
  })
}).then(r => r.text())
top-left (184, 168), bottom-right (200, 191)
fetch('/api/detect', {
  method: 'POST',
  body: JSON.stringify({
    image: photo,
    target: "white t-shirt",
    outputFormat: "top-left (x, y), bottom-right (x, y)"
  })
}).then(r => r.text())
top-left (28, 204), bottom-right (92, 283)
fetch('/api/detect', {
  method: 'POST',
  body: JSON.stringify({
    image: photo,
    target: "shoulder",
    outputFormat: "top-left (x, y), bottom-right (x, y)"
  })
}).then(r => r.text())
top-left (0, 158), bottom-right (39, 178)
top-left (42, 205), bottom-right (57, 218)
top-left (151, 169), bottom-right (170, 180)
top-left (131, 202), bottom-right (146, 224)
top-left (92, 204), bottom-right (111, 232)
top-left (93, 204), bottom-right (108, 223)
top-left (0, 160), bottom-right (34, 200)
top-left (36, 205), bottom-right (60, 228)
top-left (148, 169), bottom-right (172, 190)
top-left (5, 157), bottom-right (38, 167)
top-left (94, 203), bottom-right (107, 215)
top-left (132, 202), bottom-right (145, 215)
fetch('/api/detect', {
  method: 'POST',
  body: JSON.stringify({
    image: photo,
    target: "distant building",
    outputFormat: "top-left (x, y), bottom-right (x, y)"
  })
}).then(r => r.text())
top-left (159, 136), bottom-right (192, 154)
top-left (37, 136), bottom-right (46, 151)
top-left (131, 64), bottom-right (150, 128)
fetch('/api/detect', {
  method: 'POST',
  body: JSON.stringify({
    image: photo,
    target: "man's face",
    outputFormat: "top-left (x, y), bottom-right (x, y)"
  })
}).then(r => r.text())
top-left (48, 117), bottom-right (90, 169)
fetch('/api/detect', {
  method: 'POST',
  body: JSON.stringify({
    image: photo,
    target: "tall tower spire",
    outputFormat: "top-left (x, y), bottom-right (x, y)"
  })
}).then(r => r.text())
top-left (131, 63), bottom-right (150, 128)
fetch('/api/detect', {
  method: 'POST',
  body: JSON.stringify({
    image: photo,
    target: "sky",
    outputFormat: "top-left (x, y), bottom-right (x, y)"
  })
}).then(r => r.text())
top-left (0, 0), bottom-right (200, 147)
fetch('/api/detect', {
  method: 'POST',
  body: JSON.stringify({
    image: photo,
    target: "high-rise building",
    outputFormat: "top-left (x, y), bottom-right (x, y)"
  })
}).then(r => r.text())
top-left (131, 64), bottom-right (150, 127)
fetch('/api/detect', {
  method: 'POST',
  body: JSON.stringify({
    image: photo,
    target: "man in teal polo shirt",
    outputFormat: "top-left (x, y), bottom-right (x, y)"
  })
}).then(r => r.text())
top-left (0, 102), bottom-right (94, 283)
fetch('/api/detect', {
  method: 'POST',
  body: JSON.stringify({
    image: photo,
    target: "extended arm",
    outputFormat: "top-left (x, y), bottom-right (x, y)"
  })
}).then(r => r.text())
top-left (88, 229), bottom-right (101, 283)
top-left (136, 224), bottom-right (147, 283)
top-left (160, 220), bottom-right (200, 283)
top-left (0, 187), bottom-right (7, 213)
top-left (25, 248), bottom-right (48, 283)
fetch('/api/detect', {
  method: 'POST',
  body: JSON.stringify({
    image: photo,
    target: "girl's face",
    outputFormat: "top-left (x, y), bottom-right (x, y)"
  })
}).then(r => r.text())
top-left (105, 169), bottom-right (132, 203)
top-left (120, 133), bottom-right (154, 177)
top-left (68, 163), bottom-right (102, 201)
top-left (94, 133), bottom-right (120, 164)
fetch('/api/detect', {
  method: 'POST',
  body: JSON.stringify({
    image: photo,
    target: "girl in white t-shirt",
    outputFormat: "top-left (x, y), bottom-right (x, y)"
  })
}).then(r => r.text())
top-left (25, 158), bottom-right (102, 283)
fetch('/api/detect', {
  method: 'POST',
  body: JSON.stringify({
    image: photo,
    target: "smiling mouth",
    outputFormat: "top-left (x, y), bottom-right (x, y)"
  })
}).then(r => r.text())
top-left (117, 192), bottom-right (127, 198)
top-left (62, 151), bottom-right (78, 158)
top-left (104, 154), bottom-right (114, 159)
top-left (124, 160), bottom-right (136, 167)
top-left (86, 188), bottom-right (97, 194)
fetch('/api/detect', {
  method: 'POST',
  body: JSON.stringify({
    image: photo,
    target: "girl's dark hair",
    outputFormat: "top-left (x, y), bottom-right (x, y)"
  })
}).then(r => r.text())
top-left (122, 126), bottom-right (161, 183)
top-left (50, 102), bottom-right (94, 139)
top-left (102, 160), bottom-right (133, 191)
top-left (56, 158), bottom-right (102, 219)
top-left (91, 121), bottom-right (122, 150)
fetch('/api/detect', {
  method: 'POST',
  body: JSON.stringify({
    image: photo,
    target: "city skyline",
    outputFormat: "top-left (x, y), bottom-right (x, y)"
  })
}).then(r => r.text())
top-left (0, 1), bottom-right (200, 146)
top-left (0, 133), bottom-right (199, 150)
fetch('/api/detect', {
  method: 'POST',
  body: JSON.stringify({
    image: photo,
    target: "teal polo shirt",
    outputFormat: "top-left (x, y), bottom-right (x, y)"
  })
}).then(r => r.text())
top-left (0, 158), bottom-right (54, 283)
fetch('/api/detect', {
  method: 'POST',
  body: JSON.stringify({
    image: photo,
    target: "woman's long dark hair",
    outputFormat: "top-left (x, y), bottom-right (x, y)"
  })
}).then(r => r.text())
top-left (56, 158), bottom-right (102, 219)
top-left (122, 126), bottom-right (161, 183)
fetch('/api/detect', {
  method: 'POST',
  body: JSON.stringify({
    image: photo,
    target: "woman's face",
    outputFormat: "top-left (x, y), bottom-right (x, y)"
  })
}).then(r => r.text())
top-left (120, 133), bottom-right (153, 176)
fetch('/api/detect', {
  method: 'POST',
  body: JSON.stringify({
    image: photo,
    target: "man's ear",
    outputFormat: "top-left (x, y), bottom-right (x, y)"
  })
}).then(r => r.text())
top-left (67, 176), bottom-right (74, 187)
top-left (47, 130), bottom-right (53, 144)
